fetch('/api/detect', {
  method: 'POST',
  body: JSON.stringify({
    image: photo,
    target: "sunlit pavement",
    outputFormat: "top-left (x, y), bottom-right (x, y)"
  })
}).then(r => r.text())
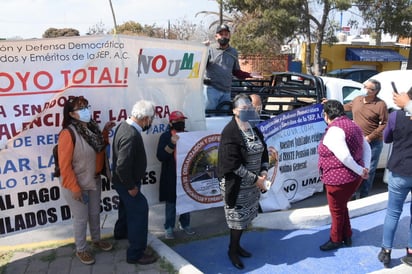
top-left (173, 199), bottom-right (412, 274)
top-left (1, 180), bottom-right (411, 274)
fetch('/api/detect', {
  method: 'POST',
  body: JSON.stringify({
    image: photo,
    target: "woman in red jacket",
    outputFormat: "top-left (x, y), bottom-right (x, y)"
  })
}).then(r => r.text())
top-left (318, 100), bottom-right (370, 251)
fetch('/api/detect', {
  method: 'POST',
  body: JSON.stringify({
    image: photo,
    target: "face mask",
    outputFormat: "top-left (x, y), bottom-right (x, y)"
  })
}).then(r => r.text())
top-left (360, 87), bottom-right (368, 96)
top-left (142, 122), bottom-right (152, 132)
top-left (76, 108), bottom-right (91, 123)
top-left (248, 113), bottom-right (263, 127)
top-left (218, 37), bottom-right (230, 46)
top-left (238, 109), bottom-right (258, 123)
top-left (171, 121), bottom-right (185, 132)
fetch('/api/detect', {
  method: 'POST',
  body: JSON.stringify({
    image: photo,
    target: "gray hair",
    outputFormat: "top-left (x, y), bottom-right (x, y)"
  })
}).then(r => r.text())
top-left (368, 79), bottom-right (381, 93)
top-left (131, 100), bottom-right (155, 120)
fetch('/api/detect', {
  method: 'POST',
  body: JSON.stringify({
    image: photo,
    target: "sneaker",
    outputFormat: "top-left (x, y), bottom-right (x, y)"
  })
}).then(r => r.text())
top-left (76, 250), bottom-right (95, 265)
top-left (378, 247), bottom-right (391, 268)
top-left (179, 224), bottom-right (195, 235)
top-left (165, 227), bottom-right (175, 239)
top-left (401, 248), bottom-right (412, 267)
top-left (92, 240), bottom-right (113, 251)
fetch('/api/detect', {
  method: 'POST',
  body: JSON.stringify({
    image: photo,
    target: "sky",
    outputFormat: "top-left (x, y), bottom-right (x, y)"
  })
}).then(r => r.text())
top-left (0, 0), bottom-right (220, 39)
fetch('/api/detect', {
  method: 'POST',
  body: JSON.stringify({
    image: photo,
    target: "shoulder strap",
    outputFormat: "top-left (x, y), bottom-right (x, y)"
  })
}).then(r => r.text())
top-left (65, 126), bottom-right (76, 145)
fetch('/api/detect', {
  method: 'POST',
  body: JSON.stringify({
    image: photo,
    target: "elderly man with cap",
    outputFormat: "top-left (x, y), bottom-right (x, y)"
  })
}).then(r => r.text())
top-left (204, 24), bottom-right (251, 111)
top-left (156, 110), bottom-right (195, 239)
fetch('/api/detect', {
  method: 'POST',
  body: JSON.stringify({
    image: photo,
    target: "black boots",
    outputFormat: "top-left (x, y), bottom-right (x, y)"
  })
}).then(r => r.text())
top-left (228, 248), bottom-right (244, 269)
top-left (238, 246), bottom-right (252, 257)
top-left (227, 245), bottom-right (252, 269)
top-left (228, 228), bottom-right (246, 269)
top-left (378, 247), bottom-right (391, 268)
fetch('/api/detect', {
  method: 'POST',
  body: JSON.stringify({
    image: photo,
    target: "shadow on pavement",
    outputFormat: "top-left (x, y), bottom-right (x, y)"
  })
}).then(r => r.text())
top-left (172, 203), bottom-right (410, 274)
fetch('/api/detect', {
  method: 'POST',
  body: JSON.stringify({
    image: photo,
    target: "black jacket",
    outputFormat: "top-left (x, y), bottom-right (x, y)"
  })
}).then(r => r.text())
top-left (112, 121), bottom-right (147, 190)
top-left (156, 129), bottom-right (177, 202)
top-left (217, 117), bottom-right (268, 207)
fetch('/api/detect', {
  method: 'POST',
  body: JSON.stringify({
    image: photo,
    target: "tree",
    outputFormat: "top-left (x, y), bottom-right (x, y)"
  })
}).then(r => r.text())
top-left (87, 21), bottom-right (109, 35)
top-left (354, 0), bottom-right (412, 45)
top-left (224, 0), bottom-right (352, 75)
top-left (167, 18), bottom-right (198, 40)
top-left (115, 21), bottom-right (144, 35)
top-left (43, 28), bottom-right (80, 38)
top-left (141, 24), bottom-right (165, 38)
top-left (354, 0), bottom-right (412, 68)
top-left (113, 21), bottom-right (164, 38)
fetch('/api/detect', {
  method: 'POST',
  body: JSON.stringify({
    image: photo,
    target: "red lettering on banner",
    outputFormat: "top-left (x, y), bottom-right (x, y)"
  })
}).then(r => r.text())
top-left (0, 105), bottom-right (6, 117)
top-left (0, 71), bottom-right (53, 92)
top-left (154, 105), bottom-right (170, 118)
top-left (151, 55), bottom-right (167, 73)
top-left (61, 66), bottom-right (128, 86)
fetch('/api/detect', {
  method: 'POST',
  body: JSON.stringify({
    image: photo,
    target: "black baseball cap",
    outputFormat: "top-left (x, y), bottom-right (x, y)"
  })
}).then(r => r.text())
top-left (216, 24), bottom-right (230, 33)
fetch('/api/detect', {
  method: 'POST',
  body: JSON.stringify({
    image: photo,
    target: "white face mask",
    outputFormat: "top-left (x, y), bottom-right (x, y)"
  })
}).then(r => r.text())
top-left (76, 108), bottom-right (91, 123)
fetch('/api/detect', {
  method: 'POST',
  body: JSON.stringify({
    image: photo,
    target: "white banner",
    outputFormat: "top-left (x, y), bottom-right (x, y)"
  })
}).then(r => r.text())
top-left (0, 35), bottom-right (208, 236)
top-left (176, 104), bottom-right (326, 214)
top-left (257, 104), bottom-right (326, 212)
top-left (176, 130), bottom-right (224, 215)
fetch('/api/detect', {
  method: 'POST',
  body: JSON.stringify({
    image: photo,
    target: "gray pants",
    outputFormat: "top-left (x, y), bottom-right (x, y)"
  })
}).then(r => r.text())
top-left (62, 178), bottom-right (102, 252)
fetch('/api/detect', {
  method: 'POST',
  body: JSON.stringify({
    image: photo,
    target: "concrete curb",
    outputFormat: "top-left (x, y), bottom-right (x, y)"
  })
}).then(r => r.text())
top-left (148, 233), bottom-right (203, 274)
top-left (253, 192), bottom-right (411, 230)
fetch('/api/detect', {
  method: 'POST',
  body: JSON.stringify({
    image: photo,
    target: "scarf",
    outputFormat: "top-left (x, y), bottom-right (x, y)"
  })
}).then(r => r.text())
top-left (71, 119), bottom-right (106, 152)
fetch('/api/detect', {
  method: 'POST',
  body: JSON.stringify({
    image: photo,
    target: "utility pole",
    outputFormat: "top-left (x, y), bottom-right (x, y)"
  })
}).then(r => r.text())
top-left (218, 0), bottom-right (223, 25)
top-left (108, 0), bottom-right (118, 34)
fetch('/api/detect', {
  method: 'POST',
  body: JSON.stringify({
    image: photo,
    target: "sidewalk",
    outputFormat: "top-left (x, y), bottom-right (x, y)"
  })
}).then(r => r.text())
top-left (1, 184), bottom-right (411, 273)
top-left (173, 193), bottom-right (412, 273)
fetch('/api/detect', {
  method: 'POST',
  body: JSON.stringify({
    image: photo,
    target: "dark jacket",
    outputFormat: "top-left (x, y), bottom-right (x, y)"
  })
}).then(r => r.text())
top-left (385, 110), bottom-right (412, 176)
top-left (111, 121), bottom-right (147, 190)
top-left (156, 129), bottom-right (177, 202)
top-left (217, 117), bottom-right (268, 207)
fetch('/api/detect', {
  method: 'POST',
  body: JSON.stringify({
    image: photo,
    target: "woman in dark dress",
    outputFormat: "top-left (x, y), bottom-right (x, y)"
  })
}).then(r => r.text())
top-left (217, 94), bottom-right (269, 269)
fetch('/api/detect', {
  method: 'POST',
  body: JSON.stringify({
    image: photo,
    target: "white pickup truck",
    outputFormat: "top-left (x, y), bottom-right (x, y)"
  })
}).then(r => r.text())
top-left (207, 71), bottom-right (412, 174)
top-left (207, 72), bottom-right (363, 130)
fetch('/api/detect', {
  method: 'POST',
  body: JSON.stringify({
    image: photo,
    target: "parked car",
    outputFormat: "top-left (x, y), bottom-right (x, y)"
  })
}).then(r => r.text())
top-left (368, 70), bottom-right (412, 110)
top-left (320, 76), bottom-right (363, 119)
top-left (363, 70), bottom-right (412, 173)
top-left (327, 68), bottom-right (379, 83)
top-left (320, 76), bottom-right (363, 103)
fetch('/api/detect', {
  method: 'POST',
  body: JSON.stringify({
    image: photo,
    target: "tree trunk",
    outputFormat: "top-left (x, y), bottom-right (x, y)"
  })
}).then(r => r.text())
top-left (304, 1), bottom-right (312, 75)
top-left (407, 38), bottom-right (412, 70)
top-left (312, 0), bottom-right (330, 76)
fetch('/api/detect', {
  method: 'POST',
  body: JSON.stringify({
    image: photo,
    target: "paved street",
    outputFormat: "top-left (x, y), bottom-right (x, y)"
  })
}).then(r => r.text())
top-left (1, 173), bottom-right (412, 273)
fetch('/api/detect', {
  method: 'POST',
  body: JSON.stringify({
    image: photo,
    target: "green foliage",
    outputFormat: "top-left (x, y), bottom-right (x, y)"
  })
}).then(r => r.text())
top-left (224, 0), bottom-right (303, 55)
top-left (115, 21), bottom-right (144, 35)
top-left (354, 0), bottom-right (412, 41)
top-left (42, 28), bottom-right (80, 38)
top-left (224, 0), bottom-right (354, 74)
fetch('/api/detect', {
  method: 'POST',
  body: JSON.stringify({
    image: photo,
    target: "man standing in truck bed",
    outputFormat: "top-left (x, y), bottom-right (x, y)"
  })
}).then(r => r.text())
top-left (344, 79), bottom-right (388, 199)
top-left (204, 24), bottom-right (251, 111)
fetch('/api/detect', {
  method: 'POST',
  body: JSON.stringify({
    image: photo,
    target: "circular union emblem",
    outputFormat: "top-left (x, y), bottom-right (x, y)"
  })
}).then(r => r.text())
top-left (180, 134), bottom-right (222, 204)
top-left (283, 178), bottom-right (299, 200)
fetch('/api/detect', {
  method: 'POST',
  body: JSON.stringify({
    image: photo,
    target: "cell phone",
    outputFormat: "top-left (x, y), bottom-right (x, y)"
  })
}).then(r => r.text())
top-left (391, 81), bottom-right (398, 94)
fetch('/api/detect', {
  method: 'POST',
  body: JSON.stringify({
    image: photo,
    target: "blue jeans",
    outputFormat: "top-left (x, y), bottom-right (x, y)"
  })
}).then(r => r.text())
top-left (204, 85), bottom-right (231, 111)
top-left (358, 139), bottom-right (383, 198)
top-left (164, 201), bottom-right (190, 229)
top-left (114, 184), bottom-right (148, 261)
top-left (382, 171), bottom-right (412, 249)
